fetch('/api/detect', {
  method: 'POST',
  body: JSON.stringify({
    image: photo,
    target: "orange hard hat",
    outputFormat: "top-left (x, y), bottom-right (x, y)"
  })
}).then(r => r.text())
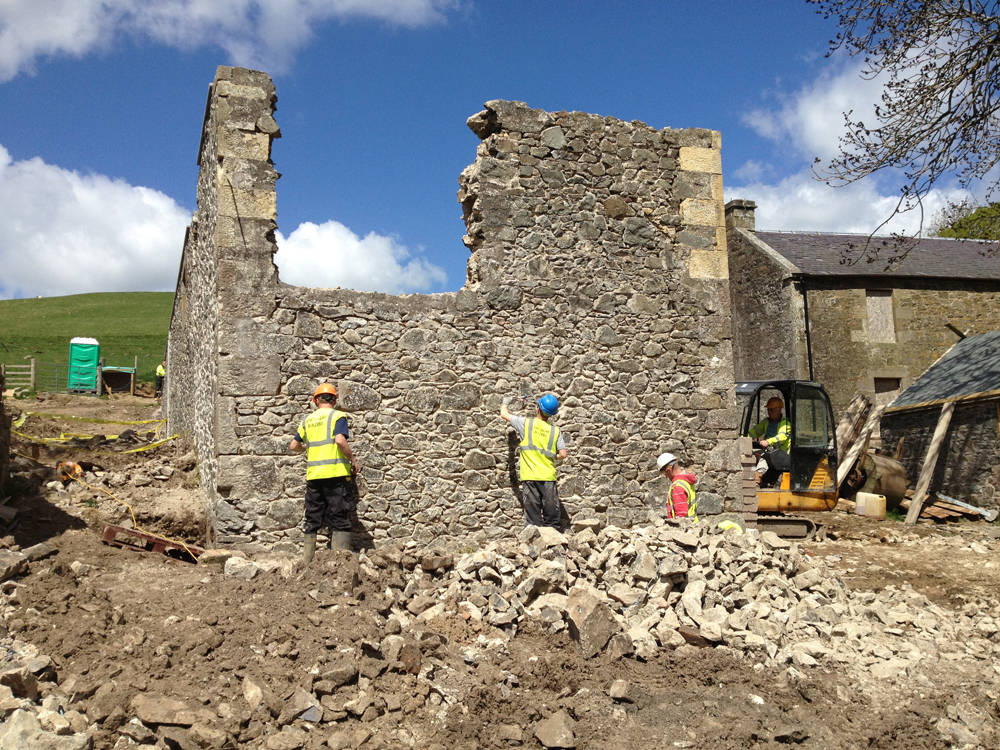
top-left (313, 383), bottom-right (337, 400)
top-left (766, 396), bottom-right (784, 409)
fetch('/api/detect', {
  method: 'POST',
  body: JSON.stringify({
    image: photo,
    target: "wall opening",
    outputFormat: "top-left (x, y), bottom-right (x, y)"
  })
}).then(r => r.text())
top-left (874, 376), bottom-right (901, 407)
top-left (866, 289), bottom-right (896, 343)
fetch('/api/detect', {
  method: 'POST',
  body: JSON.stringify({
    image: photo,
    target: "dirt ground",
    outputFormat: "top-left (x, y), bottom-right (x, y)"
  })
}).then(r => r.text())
top-left (1, 394), bottom-right (998, 749)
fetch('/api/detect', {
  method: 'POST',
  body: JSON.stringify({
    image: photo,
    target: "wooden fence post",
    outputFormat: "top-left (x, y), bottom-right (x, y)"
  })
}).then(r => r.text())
top-left (905, 401), bottom-right (955, 525)
top-left (29, 358), bottom-right (36, 391)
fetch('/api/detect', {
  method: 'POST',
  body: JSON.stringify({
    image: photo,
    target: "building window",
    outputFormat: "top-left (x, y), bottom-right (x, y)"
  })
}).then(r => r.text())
top-left (866, 290), bottom-right (896, 343)
top-left (874, 377), bottom-right (901, 407)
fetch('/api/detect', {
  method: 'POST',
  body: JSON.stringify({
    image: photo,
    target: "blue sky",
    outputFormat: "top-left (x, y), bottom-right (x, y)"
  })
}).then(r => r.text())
top-left (0, 1), bottom-right (969, 299)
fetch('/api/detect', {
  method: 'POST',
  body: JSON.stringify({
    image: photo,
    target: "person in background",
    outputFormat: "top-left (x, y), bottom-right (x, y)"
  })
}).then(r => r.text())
top-left (656, 452), bottom-right (698, 522)
top-left (155, 361), bottom-right (166, 398)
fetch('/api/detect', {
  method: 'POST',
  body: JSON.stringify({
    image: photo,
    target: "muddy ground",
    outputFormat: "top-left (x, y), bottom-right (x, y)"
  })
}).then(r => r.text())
top-left (1, 394), bottom-right (998, 749)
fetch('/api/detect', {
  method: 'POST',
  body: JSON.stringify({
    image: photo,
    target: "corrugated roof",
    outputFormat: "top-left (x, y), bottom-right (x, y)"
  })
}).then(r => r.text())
top-left (890, 331), bottom-right (1000, 408)
top-left (756, 232), bottom-right (1000, 279)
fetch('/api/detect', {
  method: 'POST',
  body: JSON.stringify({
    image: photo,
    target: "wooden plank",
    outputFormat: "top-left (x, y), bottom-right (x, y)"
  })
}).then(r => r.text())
top-left (835, 395), bottom-right (870, 463)
top-left (905, 402), bottom-right (955, 525)
top-left (837, 404), bottom-right (887, 486)
top-left (899, 499), bottom-right (956, 520)
top-left (931, 499), bottom-right (980, 516)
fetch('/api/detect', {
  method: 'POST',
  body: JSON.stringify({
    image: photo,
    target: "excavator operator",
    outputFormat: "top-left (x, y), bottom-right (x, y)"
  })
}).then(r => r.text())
top-left (749, 396), bottom-right (791, 487)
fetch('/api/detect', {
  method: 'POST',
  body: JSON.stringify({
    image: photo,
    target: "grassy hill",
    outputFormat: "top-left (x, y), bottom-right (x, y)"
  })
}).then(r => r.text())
top-left (0, 292), bottom-right (174, 385)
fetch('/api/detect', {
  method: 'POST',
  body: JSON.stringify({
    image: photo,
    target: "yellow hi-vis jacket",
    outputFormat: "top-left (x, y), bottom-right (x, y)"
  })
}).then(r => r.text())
top-left (298, 408), bottom-right (351, 480)
top-left (669, 478), bottom-right (698, 523)
top-left (749, 416), bottom-right (791, 453)
top-left (519, 417), bottom-right (560, 482)
top-left (156, 364), bottom-right (166, 377)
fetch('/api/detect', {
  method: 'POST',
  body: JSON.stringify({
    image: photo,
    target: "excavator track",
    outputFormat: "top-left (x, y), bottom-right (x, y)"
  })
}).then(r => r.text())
top-left (755, 514), bottom-right (819, 540)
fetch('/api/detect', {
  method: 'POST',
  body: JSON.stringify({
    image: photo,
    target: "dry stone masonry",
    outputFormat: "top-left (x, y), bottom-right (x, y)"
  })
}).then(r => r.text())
top-left (168, 66), bottom-right (740, 550)
top-left (0, 373), bottom-right (9, 495)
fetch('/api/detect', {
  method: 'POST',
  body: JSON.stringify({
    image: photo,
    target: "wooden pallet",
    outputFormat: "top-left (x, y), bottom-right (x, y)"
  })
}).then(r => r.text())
top-left (102, 525), bottom-right (204, 563)
top-left (899, 495), bottom-right (980, 521)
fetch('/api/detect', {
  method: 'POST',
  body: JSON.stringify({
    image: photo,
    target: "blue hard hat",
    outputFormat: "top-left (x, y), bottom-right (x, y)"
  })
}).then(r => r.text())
top-left (537, 394), bottom-right (559, 416)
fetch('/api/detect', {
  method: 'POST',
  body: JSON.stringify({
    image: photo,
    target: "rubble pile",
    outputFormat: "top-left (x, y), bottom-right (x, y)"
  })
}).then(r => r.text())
top-left (372, 519), bottom-right (1000, 698)
top-left (376, 519), bottom-right (848, 662)
top-left (0, 516), bottom-right (998, 748)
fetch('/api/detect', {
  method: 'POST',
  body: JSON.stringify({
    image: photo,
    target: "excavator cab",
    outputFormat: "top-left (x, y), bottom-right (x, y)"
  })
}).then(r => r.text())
top-left (738, 380), bottom-right (839, 536)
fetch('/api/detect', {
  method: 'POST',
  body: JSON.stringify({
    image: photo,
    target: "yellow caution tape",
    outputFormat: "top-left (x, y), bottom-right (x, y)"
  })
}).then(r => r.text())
top-left (98, 435), bottom-right (180, 455)
top-left (18, 411), bottom-right (165, 426)
top-left (12, 413), bottom-right (28, 429)
top-left (12, 431), bottom-right (70, 445)
top-left (11, 429), bottom-right (179, 455)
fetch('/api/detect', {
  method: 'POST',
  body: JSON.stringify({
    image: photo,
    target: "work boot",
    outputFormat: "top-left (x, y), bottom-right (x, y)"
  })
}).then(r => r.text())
top-left (303, 534), bottom-right (317, 564)
top-left (329, 531), bottom-right (352, 552)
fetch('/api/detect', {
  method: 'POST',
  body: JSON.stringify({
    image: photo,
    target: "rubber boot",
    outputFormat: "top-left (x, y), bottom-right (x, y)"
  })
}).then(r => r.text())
top-left (330, 531), bottom-right (352, 552)
top-left (303, 534), bottom-right (317, 564)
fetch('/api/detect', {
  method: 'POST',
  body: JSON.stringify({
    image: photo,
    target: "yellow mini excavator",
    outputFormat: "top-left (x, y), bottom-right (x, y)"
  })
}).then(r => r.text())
top-left (738, 380), bottom-right (840, 539)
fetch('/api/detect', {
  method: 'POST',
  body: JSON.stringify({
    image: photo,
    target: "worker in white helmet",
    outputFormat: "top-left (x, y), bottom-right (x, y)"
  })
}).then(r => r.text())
top-left (656, 452), bottom-right (698, 522)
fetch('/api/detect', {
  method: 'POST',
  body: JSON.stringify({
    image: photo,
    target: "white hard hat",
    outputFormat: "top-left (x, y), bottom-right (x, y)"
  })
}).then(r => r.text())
top-left (656, 452), bottom-right (677, 471)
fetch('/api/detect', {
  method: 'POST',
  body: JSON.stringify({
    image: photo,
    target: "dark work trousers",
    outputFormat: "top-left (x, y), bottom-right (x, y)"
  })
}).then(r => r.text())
top-left (522, 480), bottom-right (561, 528)
top-left (761, 449), bottom-right (791, 488)
top-left (303, 476), bottom-right (352, 534)
top-left (155, 376), bottom-right (164, 396)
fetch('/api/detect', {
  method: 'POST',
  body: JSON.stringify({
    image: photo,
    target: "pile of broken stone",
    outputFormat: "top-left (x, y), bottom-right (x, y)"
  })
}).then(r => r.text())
top-left (1, 518), bottom-right (998, 748)
top-left (371, 518), bottom-right (1000, 692)
top-left (382, 519), bottom-right (846, 662)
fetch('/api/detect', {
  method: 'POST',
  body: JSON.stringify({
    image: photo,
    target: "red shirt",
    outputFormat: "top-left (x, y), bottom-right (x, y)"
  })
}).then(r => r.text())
top-left (669, 470), bottom-right (697, 518)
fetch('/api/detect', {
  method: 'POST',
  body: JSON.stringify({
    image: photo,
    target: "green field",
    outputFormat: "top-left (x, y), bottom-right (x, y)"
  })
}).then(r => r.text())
top-left (0, 292), bottom-right (174, 385)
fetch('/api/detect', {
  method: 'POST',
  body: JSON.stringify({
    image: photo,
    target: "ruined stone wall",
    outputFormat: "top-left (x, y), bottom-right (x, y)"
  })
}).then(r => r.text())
top-left (168, 67), bottom-right (281, 541)
top-left (0, 374), bottom-right (9, 494)
top-left (804, 281), bottom-right (1000, 417)
top-left (881, 402), bottom-right (1000, 510)
top-left (726, 224), bottom-right (808, 383)
top-left (169, 68), bottom-right (740, 551)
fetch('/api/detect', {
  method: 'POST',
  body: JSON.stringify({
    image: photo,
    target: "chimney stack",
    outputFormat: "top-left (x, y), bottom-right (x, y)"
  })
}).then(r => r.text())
top-left (725, 199), bottom-right (757, 232)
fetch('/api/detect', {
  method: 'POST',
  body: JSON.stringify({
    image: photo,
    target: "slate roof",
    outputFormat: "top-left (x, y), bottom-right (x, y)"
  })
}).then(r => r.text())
top-left (756, 232), bottom-right (1000, 280)
top-left (890, 331), bottom-right (1000, 409)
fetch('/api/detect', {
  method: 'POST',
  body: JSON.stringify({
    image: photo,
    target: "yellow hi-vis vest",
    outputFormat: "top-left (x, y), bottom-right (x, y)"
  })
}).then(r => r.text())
top-left (670, 478), bottom-right (698, 523)
top-left (519, 417), bottom-right (560, 482)
top-left (300, 408), bottom-right (351, 480)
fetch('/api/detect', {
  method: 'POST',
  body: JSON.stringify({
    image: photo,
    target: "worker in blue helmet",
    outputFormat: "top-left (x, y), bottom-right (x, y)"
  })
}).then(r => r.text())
top-left (500, 393), bottom-right (568, 528)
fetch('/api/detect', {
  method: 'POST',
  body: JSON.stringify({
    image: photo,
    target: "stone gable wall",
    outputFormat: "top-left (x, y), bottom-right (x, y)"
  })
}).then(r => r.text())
top-left (803, 281), bottom-right (1000, 417)
top-left (726, 227), bottom-right (808, 383)
top-left (168, 67), bottom-right (741, 551)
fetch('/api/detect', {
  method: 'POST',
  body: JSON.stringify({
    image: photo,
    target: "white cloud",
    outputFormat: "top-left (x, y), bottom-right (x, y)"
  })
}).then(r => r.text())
top-left (0, 144), bottom-right (190, 299)
top-left (743, 60), bottom-right (884, 163)
top-left (0, 0), bottom-right (457, 81)
top-left (725, 172), bottom-right (969, 235)
top-left (275, 220), bottom-right (448, 294)
top-left (733, 60), bottom-right (973, 236)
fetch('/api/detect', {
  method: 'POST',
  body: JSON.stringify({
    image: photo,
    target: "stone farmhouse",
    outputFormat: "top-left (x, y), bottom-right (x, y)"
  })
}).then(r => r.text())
top-left (725, 200), bottom-right (1000, 417)
top-left (166, 66), bottom-right (741, 551)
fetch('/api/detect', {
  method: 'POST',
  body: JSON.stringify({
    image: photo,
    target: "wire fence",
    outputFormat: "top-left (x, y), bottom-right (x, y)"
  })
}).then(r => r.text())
top-left (0, 360), bottom-right (110, 394)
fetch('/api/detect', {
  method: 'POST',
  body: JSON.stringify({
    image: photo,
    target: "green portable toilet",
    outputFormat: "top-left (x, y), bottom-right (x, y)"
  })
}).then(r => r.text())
top-left (68, 337), bottom-right (100, 392)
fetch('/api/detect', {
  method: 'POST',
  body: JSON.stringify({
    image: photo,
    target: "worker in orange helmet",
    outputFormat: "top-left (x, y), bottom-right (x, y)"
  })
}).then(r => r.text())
top-left (290, 383), bottom-right (359, 562)
top-left (749, 396), bottom-right (791, 487)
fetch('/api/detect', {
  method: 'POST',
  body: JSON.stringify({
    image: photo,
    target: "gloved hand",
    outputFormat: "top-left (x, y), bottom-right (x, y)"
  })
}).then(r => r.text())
top-left (502, 396), bottom-right (512, 406)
